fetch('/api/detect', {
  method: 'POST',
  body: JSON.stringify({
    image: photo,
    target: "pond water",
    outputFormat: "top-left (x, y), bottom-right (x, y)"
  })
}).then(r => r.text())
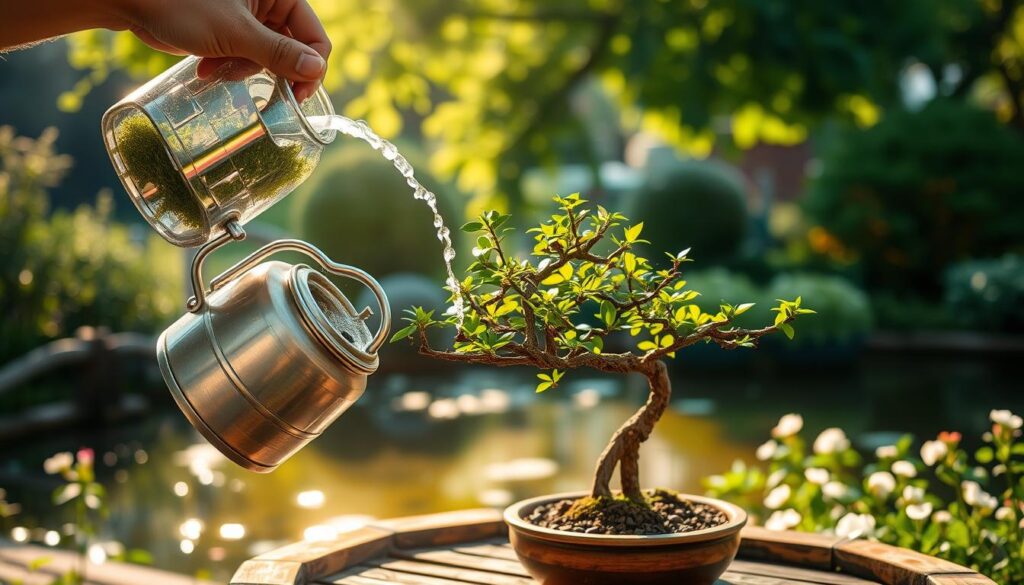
top-left (0, 351), bottom-right (1019, 582)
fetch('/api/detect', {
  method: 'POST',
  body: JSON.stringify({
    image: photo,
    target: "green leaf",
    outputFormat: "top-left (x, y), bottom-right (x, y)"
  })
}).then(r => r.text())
top-left (625, 222), bottom-right (644, 242)
top-left (126, 549), bottom-right (154, 565)
top-left (976, 446), bottom-right (994, 464)
top-left (637, 340), bottom-right (658, 352)
top-left (28, 557), bottom-right (52, 571)
top-left (541, 263), bottom-right (573, 285)
top-left (623, 253), bottom-right (637, 274)
top-left (461, 221), bottom-right (484, 232)
top-left (390, 324), bottom-right (418, 342)
top-left (535, 382), bottom-right (553, 393)
top-left (599, 300), bottom-right (617, 327)
top-left (779, 323), bottom-right (795, 340)
top-left (735, 302), bottom-right (755, 315)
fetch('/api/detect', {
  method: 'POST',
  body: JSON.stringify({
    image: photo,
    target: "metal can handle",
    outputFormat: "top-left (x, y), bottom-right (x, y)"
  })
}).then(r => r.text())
top-left (186, 222), bottom-right (391, 353)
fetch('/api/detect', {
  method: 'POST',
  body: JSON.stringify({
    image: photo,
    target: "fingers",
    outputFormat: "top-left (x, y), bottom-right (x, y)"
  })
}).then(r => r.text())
top-left (196, 57), bottom-right (263, 80)
top-left (218, 1), bottom-right (325, 89)
top-left (287, 1), bottom-right (331, 101)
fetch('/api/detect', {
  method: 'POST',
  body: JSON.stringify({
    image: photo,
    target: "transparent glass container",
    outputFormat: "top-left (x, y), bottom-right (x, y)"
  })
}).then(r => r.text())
top-left (102, 56), bottom-right (336, 247)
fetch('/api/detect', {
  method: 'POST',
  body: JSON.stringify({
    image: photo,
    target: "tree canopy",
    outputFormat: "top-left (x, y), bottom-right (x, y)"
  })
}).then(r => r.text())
top-left (62, 0), bottom-right (1024, 208)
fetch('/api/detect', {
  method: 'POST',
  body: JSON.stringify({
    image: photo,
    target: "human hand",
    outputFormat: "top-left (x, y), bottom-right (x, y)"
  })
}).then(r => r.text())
top-left (117, 0), bottom-right (331, 102)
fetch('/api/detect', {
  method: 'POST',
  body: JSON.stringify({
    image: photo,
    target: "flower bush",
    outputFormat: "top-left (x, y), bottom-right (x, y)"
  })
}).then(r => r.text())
top-left (705, 410), bottom-right (1024, 583)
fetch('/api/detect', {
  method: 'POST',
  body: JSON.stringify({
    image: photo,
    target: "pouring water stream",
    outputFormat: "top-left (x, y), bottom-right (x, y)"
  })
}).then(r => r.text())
top-left (309, 114), bottom-right (465, 326)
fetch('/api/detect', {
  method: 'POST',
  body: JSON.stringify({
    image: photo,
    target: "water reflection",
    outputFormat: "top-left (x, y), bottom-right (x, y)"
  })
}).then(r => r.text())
top-left (1, 354), bottom-right (1020, 581)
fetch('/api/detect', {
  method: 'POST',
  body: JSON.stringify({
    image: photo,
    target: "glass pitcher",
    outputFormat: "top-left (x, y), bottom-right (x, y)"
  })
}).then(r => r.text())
top-left (102, 56), bottom-right (336, 247)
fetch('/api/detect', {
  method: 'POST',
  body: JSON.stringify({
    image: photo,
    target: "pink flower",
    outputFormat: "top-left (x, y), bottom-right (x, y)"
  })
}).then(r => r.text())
top-left (77, 448), bottom-right (95, 467)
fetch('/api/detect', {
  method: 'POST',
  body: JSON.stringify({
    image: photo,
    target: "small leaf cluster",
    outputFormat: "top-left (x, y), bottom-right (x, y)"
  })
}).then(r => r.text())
top-left (706, 411), bottom-right (1024, 584)
top-left (393, 194), bottom-right (810, 392)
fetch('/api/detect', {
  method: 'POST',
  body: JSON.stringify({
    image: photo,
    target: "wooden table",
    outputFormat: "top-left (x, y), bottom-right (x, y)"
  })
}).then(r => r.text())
top-left (230, 509), bottom-right (995, 585)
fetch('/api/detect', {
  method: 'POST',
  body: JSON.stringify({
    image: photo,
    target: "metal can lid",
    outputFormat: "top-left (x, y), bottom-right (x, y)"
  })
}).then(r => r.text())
top-left (290, 266), bottom-right (379, 375)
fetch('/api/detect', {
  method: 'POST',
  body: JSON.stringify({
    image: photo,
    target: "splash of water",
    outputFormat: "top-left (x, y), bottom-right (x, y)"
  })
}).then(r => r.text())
top-left (309, 115), bottom-right (464, 325)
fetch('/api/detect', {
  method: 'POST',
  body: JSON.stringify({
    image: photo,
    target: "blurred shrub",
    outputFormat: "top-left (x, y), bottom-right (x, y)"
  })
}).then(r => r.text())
top-left (945, 255), bottom-right (1024, 333)
top-left (687, 269), bottom-right (871, 346)
top-left (355, 272), bottom-right (448, 370)
top-left (685, 269), bottom-right (762, 329)
top-left (0, 127), bottom-right (178, 361)
top-left (805, 99), bottom-right (1024, 297)
top-left (631, 160), bottom-right (749, 264)
top-left (765, 273), bottom-right (872, 345)
top-left (291, 143), bottom-right (462, 278)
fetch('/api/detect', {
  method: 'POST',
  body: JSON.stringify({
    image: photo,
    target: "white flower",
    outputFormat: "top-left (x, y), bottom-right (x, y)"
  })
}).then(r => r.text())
top-left (990, 409), bottom-right (1023, 430)
top-left (906, 502), bottom-right (933, 521)
top-left (962, 481), bottom-right (998, 511)
top-left (772, 414), bottom-right (804, 438)
top-left (875, 445), bottom-right (898, 459)
top-left (765, 509), bottom-right (802, 531)
top-left (891, 460), bottom-right (917, 478)
top-left (829, 505), bottom-right (845, 520)
top-left (43, 452), bottom-right (74, 475)
top-left (756, 440), bottom-right (779, 461)
top-left (836, 513), bottom-right (875, 538)
top-left (766, 469), bottom-right (787, 490)
top-left (902, 485), bottom-right (925, 504)
top-left (995, 507), bottom-right (1014, 521)
top-left (823, 481), bottom-right (849, 501)
top-left (805, 468), bottom-right (830, 485)
top-left (813, 428), bottom-right (850, 455)
top-left (932, 510), bottom-right (953, 524)
top-left (867, 471), bottom-right (896, 499)
top-left (764, 484), bottom-right (792, 509)
top-left (920, 440), bottom-right (948, 466)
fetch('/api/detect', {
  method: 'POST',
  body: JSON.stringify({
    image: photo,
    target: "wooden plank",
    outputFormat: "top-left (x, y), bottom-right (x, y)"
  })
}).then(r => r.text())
top-left (231, 527), bottom-right (393, 584)
top-left (739, 526), bottom-right (845, 571)
top-left (371, 509), bottom-right (506, 549)
top-left (321, 564), bottom-right (480, 584)
top-left (0, 544), bottom-right (214, 585)
top-left (925, 575), bottom-right (999, 585)
top-left (390, 548), bottom-right (532, 578)
top-left (834, 540), bottom-right (977, 585)
top-left (717, 571), bottom-right (826, 585)
top-left (451, 541), bottom-right (521, 562)
top-left (369, 558), bottom-right (534, 585)
top-left (729, 559), bottom-right (879, 585)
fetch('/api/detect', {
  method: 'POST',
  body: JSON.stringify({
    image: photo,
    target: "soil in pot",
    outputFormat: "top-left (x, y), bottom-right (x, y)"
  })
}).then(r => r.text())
top-left (526, 488), bottom-right (729, 536)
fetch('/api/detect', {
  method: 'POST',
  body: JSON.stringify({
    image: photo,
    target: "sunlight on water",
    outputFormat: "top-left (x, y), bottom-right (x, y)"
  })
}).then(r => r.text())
top-left (309, 114), bottom-right (465, 325)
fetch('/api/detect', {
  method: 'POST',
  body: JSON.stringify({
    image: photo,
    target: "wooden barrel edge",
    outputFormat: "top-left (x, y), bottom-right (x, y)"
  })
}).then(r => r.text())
top-left (228, 511), bottom-right (996, 585)
top-left (739, 526), bottom-right (996, 585)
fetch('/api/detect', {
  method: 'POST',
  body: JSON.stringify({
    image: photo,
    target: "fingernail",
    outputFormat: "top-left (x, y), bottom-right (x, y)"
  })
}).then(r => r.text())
top-left (296, 51), bottom-right (325, 78)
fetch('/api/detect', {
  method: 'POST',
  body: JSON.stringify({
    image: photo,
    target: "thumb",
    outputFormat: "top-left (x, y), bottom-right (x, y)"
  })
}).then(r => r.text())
top-left (233, 20), bottom-right (326, 82)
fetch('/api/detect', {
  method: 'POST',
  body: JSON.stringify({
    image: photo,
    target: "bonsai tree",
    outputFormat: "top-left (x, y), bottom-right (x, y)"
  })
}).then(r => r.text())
top-left (392, 194), bottom-right (812, 508)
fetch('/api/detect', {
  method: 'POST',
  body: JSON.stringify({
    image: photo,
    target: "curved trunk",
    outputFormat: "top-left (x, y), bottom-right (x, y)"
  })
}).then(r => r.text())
top-left (589, 360), bottom-right (672, 501)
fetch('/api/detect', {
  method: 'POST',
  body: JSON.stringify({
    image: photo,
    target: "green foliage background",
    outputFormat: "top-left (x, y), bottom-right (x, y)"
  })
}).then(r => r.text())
top-left (0, 127), bottom-right (178, 361)
top-left (60, 0), bottom-right (1024, 209)
top-left (805, 99), bottom-right (1024, 297)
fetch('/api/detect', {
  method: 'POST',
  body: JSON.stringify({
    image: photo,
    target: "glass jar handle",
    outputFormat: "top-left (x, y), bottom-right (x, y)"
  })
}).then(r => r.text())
top-left (186, 221), bottom-right (391, 353)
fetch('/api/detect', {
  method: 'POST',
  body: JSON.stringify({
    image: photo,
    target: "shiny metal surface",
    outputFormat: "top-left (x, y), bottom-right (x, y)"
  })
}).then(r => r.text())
top-left (159, 236), bottom-right (389, 473)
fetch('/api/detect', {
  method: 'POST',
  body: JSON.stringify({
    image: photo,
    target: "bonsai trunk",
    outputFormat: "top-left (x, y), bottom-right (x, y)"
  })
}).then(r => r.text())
top-left (590, 360), bottom-right (671, 502)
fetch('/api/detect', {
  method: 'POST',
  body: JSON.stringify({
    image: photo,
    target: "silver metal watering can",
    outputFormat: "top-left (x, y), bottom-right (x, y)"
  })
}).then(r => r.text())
top-left (158, 223), bottom-right (390, 472)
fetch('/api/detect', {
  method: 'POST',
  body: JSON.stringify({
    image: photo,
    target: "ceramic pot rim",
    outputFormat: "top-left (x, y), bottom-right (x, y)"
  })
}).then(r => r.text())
top-left (504, 491), bottom-right (747, 547)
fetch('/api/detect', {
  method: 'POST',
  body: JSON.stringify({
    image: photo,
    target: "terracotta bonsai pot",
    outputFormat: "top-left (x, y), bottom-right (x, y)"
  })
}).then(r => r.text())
top-left (504, 491), bottom-right (746, 585)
